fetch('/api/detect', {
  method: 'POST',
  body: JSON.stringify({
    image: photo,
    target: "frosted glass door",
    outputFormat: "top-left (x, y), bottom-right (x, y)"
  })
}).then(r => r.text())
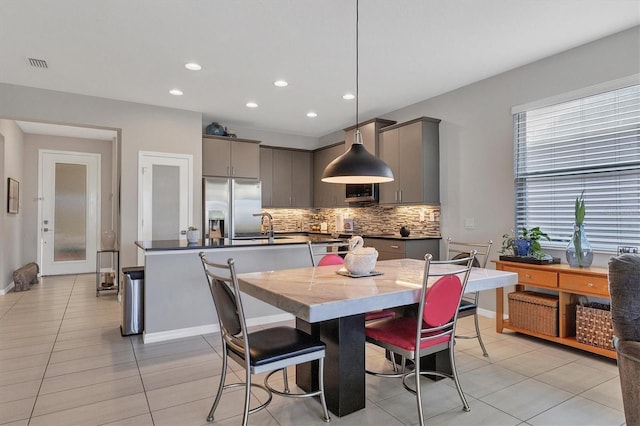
top-left (138, 151), bottom-right (192, 264)
top-left (40, 151), bottom-right (100, 275)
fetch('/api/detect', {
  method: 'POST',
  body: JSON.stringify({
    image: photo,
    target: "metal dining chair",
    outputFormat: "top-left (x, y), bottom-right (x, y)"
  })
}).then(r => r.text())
top-left (365, 252), bottom-right (476, 426)
top-left (445, 238), bottom-right (493, 357)
top-left (199, 253), bottom-right (331, 425)
top-left (307, 241), bottom-right (396, 323)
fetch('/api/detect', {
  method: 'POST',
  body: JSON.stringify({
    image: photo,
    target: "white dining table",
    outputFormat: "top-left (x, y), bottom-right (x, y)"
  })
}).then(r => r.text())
top-left (236, 258), bottom-right (517, 416)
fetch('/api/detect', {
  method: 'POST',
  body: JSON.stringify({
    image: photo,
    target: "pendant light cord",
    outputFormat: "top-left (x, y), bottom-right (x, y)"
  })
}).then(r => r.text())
top-left (355, 0), bottom-right (359, 135)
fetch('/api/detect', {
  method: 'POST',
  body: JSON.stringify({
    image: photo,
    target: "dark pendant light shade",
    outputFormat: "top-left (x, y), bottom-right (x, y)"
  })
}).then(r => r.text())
top-left (321, 131), bottom-right (394, 184)
top-left (321, 0), bottom-right (394, 185)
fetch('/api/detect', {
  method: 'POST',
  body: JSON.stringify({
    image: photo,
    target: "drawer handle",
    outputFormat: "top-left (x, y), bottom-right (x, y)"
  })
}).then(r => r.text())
top-left (525, 274), bottom-right (531, 279)
top-left (390, 245), bottom-right (399, 249)
top-left (587, 282), bottom-right (594, 287)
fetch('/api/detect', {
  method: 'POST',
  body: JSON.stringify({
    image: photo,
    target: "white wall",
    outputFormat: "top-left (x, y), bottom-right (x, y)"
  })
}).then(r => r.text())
top-left (0, 120), bottom-right (25, 292)
top-left (0, 85), bottom-right (203, 269)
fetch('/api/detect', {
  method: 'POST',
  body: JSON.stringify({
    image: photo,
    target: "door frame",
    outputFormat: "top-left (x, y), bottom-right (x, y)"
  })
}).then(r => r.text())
top-left (137, 151), bottom-right (193, 264)
top-left (37, 149), bottom-right (101, 275)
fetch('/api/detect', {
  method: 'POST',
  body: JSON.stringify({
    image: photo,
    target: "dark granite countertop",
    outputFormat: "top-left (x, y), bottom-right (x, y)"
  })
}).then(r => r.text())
top-left (361, 233), bottom-right (441, 241)
top-left (136, 234), bottom-right (343, 251)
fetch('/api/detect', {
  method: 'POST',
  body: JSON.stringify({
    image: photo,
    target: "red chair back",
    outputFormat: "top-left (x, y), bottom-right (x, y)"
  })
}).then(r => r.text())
top-left (423, 275), bottom-right (462, 327)
top-left (318, 254), bottom-right (344, 266)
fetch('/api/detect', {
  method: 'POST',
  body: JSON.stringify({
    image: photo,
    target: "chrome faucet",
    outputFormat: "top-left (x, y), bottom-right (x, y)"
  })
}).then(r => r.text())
top-left (253, 212), bottom-right (274, 240)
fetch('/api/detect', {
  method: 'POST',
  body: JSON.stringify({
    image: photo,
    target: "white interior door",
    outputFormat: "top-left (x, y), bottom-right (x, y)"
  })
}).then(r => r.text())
top-left (138, 151), bottom-right (192, 264)
top-left (39, 150), bottom-right (100, 275)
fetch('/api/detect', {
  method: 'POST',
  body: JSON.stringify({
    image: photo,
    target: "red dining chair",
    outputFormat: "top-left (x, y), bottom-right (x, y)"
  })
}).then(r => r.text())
top-left (445, 238), bottom-right (493, 357)
top-left (307, 241), bottom-right (396, 323)
top-left (365, 252), bottom-right (476, 426)
top-left (199, 253), bottom-right (331, 425)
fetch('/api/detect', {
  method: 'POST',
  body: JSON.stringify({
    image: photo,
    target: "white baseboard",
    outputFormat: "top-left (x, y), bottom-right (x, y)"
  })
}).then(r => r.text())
top-left (476, 308), bottom-right (508, 320)
top-left (0, 282), bottom-right (15, 295)
top-left (142, 313), bottom-right (295, 344)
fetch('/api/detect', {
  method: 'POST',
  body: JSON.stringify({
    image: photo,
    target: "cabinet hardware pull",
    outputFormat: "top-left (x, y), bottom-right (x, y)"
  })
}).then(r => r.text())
top-left (587, 282), bottom-right (594, 287)
top-left (391, 245), bottom-right (399, 249)
top-left (525, 274), bottom-right (531, 279)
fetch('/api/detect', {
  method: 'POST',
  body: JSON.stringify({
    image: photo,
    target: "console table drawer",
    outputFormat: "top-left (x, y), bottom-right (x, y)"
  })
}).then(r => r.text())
top-left (503, 266), bottom-right (558, 288)
top-left (559, 274), bottom-right (610, 297)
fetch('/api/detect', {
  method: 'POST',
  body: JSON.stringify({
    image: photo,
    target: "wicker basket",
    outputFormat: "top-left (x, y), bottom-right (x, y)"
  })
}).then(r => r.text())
top-left (576, 302), bottom-right (614, 350)
top-left (508, 291), bottom-right (559, 337)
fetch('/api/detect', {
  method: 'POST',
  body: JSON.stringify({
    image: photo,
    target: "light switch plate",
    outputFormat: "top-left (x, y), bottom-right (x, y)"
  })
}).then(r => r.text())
top-left (464, 217), bottom-right (475, 229)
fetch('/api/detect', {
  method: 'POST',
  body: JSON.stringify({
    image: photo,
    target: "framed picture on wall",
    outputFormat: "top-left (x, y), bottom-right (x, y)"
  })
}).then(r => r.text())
top-left (7, 178), bottom-right (19, 214)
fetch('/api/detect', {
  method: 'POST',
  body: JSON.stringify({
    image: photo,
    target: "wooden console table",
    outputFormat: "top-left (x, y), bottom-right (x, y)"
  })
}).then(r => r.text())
top-left (494, 260), bottom-right (614, 359)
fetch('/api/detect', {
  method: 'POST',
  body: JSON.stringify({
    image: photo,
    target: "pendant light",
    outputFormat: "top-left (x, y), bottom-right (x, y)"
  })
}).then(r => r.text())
top-left (321, 0), bottom-right (394, 184)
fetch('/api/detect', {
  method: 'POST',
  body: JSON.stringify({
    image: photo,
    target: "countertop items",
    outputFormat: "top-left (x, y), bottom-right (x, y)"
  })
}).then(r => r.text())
top-left (135, 234), bottom-right (343, 251)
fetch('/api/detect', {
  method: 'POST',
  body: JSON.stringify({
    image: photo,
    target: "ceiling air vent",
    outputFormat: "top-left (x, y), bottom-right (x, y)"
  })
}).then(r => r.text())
top-left (28, 58), bottom-right (48, 69)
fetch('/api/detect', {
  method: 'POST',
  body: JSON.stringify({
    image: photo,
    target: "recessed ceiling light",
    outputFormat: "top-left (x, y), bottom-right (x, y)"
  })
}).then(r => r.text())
top-left (169, 89), bottom-right (183, 96)
top-left (307, 112), bottom-right (318, 118)
top-left (185, 62), bottom-right (202, 71)
top-left (246, 102), bottom-right (258, 108)
top-left (342, 93), bottom-right (355, 100)
top-left (274, 80), bottom-right (288, 87)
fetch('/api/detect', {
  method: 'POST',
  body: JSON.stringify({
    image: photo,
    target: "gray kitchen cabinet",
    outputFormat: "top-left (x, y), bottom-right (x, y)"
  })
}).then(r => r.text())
top-left (343, 118), bottom-right (395, 155)
top-left (260, 147), bottom-right (274, 206)
top-left (261, 147), bottom-right (312, 207)
top-left (378, 117), bottom-right (440, 204)
top-left (313, 142), bottom-right (348, 207)
top-left (363, 237), bottom-right (440, 261)
top-left (203, 135), bottom-right (260, 178)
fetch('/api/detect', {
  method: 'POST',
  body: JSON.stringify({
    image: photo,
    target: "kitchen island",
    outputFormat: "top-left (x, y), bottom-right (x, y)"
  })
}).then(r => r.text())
top-left (135, 235), bottom-right (342, 343)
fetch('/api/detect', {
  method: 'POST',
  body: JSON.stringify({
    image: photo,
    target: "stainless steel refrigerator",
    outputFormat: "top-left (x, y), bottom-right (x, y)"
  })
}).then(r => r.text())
top-left (203, 178), bottom-right (262, 239)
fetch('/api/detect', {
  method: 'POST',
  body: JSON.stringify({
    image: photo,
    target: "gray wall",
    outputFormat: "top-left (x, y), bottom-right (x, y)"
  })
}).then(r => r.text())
top-left (21, 134), bottom-right (114, 263)
top-left (0, 85), bottom-right (203, 272)
top-left (0, 120), bottom-right (25, 292)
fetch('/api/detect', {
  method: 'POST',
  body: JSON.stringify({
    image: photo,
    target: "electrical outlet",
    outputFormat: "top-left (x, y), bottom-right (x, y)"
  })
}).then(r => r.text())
top-left (464, 217), bottom-right (475, 229)
top-left (429, 212), bottom-right (435, 222)
top-left (419, 210), bottom-right (425, 222)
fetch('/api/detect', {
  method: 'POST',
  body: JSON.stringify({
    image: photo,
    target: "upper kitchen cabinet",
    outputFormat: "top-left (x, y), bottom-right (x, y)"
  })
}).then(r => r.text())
top-left (313, 142), bottom-right (348, 207)
top-left (378, 117), bottom-right (440, 204)
top-left (343, 118), bottom-right (396, 155)
top-left (261, 147), bottom-right (313, 207)
top-left (202, 135), bottom-right (260, 179)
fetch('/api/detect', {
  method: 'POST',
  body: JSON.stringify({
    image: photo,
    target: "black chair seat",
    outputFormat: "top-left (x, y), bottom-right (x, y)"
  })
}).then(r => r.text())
top-left (228, 326), bottom-right (326, 367)
top-left (458, 300), bottom-right (477, 312)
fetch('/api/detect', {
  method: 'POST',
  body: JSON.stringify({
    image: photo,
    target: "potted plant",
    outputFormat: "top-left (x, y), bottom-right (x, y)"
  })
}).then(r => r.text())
top-left (186, 226), bottom-right (200, 244)
top-left (566, 191), bottom-right (593, 267)
top-left (500, 226), bottom-right (550, 259)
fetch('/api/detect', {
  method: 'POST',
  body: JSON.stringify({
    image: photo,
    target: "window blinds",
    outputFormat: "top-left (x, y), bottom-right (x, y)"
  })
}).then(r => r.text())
top-left (514, 84), bottom-right (640, 252)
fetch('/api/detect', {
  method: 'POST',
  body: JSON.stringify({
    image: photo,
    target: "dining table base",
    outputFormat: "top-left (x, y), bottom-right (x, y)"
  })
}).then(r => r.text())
top-left (294, 313), bottom-right (455, 417)
top-left (295, 314), bottom-right (366, 417)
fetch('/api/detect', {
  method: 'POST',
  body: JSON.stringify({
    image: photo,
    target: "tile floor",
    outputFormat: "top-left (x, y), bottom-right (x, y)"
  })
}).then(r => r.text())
top-left (0, 274), bottom-right (626, 426)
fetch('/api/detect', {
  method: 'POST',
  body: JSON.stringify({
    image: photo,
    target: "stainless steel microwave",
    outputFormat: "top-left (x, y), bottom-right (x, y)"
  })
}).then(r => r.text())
top-left (345, 183), bottom-right (378, 203)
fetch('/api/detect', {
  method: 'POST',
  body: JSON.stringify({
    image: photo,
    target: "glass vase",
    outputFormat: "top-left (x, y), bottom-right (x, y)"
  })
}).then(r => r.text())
top-left (566, 223), bottom-right (593, 267)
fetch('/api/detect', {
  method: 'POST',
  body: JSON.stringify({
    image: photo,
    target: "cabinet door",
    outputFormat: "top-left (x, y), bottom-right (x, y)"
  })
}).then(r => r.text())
top-left (313, 143), bottom-right (347, 207)
top-left (313, 147), bottom-right (330, 207)
top-left (378, 129), bottom-right (400, 203)
top-left (203, 138), bottom-right (231, 177)
top-left (230, 141), bottom-right (259, 179)
top-left (397, 121), bottom-right (424, 203)
top-left (327, 144), bottom-right (348, 206)
top-left (260, 147), bottom-right (273, 206)
top-left (272, 149), bottom-right (293, 206)
top-left (291, 150), bottom-right (312, 207)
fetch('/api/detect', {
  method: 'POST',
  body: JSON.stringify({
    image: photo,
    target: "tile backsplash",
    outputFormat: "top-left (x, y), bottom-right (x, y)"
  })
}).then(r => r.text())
top-left (267, 204), bottom-right (440, 237)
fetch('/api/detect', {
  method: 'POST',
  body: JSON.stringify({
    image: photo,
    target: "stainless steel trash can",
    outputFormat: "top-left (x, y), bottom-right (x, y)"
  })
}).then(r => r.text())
top-left (121, 267), bottom-right (144, 336)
